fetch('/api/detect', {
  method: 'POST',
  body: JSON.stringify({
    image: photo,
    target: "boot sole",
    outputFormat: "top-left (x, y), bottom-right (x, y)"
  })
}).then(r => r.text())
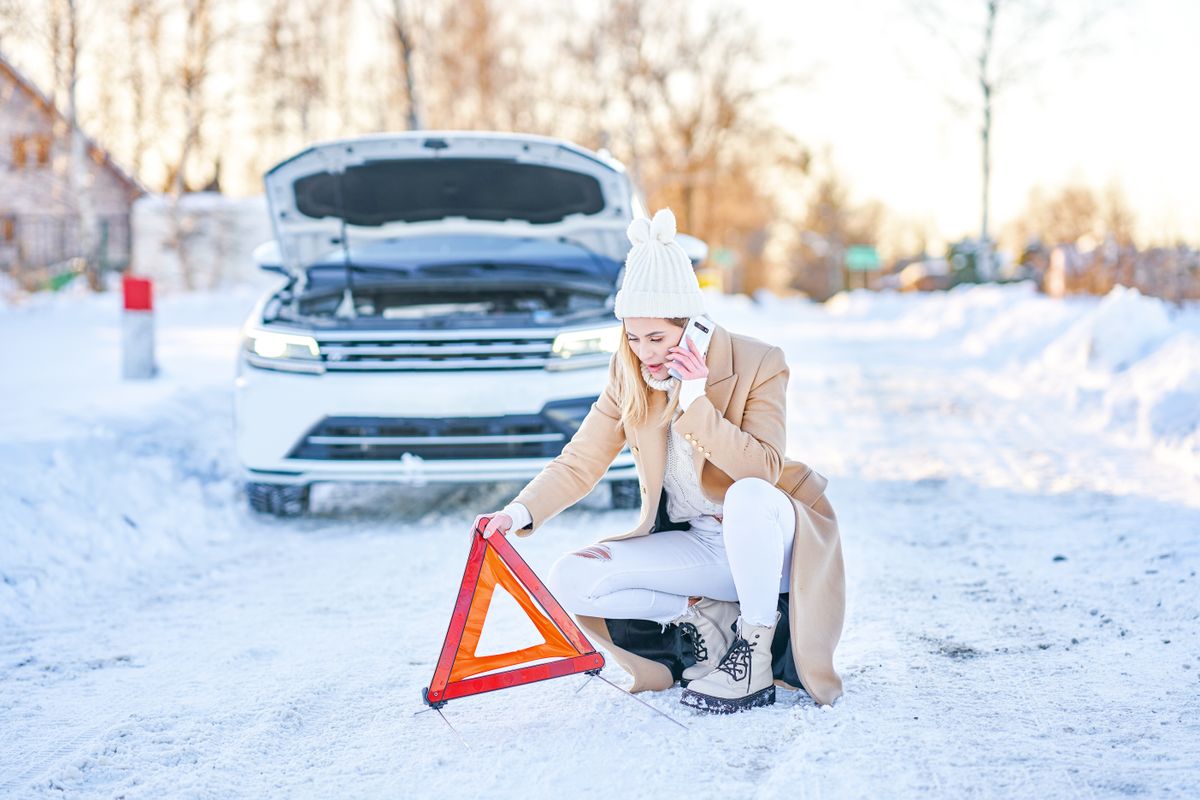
top-left (679, 684), bottom-right (775, 714)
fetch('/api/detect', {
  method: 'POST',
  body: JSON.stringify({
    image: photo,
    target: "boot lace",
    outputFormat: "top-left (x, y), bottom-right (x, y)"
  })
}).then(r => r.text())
top-left (678, 622), bottom-right (708, 662)
top-left (715, 636), bottom-right (753, 686)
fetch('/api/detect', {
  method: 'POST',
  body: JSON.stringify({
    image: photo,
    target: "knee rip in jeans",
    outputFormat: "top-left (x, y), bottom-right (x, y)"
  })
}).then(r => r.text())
top-left (572, 545), bottom-right (612, 561)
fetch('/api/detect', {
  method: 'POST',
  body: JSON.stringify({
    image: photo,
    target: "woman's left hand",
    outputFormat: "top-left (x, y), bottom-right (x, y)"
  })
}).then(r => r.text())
top-left (667, 335), bottom-right (709, 381)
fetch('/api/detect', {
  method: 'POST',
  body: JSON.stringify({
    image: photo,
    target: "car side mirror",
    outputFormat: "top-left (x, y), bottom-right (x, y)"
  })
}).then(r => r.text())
top-left (676, 233), bottom-right (708, 266)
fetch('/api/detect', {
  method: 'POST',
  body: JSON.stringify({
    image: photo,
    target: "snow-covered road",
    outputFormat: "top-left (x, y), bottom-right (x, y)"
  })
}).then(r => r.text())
top-left (2, 283), bottom-right (1198, 798)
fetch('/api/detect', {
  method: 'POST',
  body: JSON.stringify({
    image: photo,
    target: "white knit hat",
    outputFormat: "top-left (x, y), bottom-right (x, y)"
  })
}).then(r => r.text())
top-left (613, 208), bottom-right (705, 319)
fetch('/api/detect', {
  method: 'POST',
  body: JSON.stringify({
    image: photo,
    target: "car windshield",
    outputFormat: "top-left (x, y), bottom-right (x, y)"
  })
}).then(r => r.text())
top-left (300, 235), bottom-right (622, 287)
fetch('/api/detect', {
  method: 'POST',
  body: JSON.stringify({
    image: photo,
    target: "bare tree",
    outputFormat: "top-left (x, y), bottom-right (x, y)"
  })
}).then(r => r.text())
top-left (908, 0), bottom-right (1116, 276)
top-left (377, 0), bottom-right (423, 130)
top-left (254, 0), bottom-right (359, 146)
top-left (74, 0), bottom-right (170, 187)
top-left (154, 0), bottom-right (239, 289)
top-left (1023, 183), bottom-right (1098, 245)
top-left (3, 0), bottom-right (818, 296)
top-left (788, 157), bottom-right (886, 301)
top-left (1100, 182), bottom-right (1136, 247)
top-left (163, 0), bottom-right (211, 194)
top-left (413, 0), bottom-right (556, 134)
top-left (123, 0), bottom-right (166, 181)
top-left (557, 1), bottom-right (655, 182)
top-left (62, 0), bottom-right (102, 285)
top-left (559, 0), bottom-right (811, 294)
top-left (1011, 180), bottom-right (1136, 248)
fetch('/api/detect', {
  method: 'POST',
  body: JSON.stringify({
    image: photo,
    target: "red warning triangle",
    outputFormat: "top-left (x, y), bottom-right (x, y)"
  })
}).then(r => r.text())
top-left (423, 518), bottom-right (605, 707)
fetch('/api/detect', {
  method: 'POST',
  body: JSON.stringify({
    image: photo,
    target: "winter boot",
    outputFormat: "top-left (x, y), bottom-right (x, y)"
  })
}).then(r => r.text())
top-left (670, 598), bottom-right (741, 682)
top-left (679, 613), bottom-right (779, 714)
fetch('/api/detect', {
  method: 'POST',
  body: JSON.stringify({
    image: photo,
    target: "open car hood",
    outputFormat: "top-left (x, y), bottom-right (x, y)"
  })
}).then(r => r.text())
top-left (263, 132), bottom-right (635, 275)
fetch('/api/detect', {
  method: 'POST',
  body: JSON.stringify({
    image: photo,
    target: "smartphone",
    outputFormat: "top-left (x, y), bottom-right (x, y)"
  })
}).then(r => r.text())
top-left (668, 314), bottom-right (715, 379)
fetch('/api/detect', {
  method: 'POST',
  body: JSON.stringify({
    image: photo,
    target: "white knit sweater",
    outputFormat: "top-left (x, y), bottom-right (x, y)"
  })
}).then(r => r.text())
top-left (501, 365), bottom-right (720, 530)
top-left (640, 365), bottom-right (724, 523)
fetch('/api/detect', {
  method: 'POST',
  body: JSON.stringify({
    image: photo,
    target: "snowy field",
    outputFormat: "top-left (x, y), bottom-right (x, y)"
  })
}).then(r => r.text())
top-left (1, 279), bottom-right (1198, 798)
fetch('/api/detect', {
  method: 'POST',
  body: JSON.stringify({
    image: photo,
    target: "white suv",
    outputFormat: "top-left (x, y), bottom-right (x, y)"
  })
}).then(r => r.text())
top-left (235, 131), bottom-right (706, 516)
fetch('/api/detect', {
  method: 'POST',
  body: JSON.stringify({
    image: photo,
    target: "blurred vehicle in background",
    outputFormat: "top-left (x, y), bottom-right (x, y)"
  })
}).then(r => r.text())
top-left (236, 131), bottom-right (707, 516)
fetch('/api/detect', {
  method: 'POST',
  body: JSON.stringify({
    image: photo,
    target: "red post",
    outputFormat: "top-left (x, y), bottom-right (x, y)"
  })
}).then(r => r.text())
top-left (122, 274), bottom-right (153, 311)
top-left (121, 274), bottom-right (157, 379)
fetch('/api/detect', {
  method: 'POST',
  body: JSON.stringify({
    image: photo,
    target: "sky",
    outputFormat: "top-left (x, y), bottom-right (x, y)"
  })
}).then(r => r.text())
top-left (754, 0), bottom-right (1200, 246)
top-left (4, 0), bottom-right (1195, 250)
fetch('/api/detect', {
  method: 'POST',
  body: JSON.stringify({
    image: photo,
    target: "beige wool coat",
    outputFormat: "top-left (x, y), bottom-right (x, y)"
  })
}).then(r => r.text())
top-left (512, 323), bottom-right (846, 706)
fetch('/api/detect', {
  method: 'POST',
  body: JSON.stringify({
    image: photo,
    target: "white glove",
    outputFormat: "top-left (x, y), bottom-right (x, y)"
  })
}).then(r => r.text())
top-left (679, 377), bottom-right (706, 411)
top-left (500, 501), bottom-right (532, 532)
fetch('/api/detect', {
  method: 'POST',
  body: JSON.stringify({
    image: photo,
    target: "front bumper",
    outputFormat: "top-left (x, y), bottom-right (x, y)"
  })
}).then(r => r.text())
top-left (234, 357), bottom-right (635, 486)
top-left (243, 456), bottom-right (637, 486)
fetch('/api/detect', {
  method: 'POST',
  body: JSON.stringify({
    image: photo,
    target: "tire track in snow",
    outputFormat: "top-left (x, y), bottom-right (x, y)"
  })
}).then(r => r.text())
top-left (804, 351), bottom-right (1098, 795)
top-left (866, 366), bottom-right (1094, 797)
top-left (0, 724), bottom-right (115, 796)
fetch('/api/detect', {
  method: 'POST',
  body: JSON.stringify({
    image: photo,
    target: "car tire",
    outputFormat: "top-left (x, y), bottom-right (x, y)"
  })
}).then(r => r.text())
top-left (610, 479), bottom-right (641, 510)
top-left (247, 482), bottom-right (311, 517)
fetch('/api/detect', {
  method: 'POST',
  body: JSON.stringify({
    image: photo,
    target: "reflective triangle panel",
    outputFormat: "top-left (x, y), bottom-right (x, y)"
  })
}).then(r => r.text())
top-left (424, 519), bottom-right (605, 707)
top-left (449, 545), bottom-right (578, 682)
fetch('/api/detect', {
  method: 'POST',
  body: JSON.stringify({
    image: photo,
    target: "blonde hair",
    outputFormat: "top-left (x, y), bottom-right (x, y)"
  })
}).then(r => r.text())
top-left (614, 317), bottom-right (690, 428)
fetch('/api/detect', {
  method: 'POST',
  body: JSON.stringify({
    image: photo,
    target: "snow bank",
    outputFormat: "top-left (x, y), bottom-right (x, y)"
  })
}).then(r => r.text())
top-left (825, 281), bottom-right (1048, 348)
top-left (0, 392), bottom-right (243, 627)
top-left (825, 282), bottom-right (1200, 470)
top-left (1032, 286), bottom-right (1200, 468)
top-left (0, 286), bottom-right (263, 627)
top-left (1040, 285), bottom-right (1176, 372)
top-left (0, 269), bottom-right (22, 306)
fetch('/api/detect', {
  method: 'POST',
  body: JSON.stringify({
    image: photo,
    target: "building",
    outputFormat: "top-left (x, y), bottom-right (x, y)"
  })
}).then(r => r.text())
top-left (0, 50), bottom-right (145, 286)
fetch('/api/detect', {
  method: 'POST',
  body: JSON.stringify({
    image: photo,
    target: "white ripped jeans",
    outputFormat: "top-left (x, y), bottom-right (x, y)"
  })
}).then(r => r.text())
top-left (546, 477), bottom-right (796, 627)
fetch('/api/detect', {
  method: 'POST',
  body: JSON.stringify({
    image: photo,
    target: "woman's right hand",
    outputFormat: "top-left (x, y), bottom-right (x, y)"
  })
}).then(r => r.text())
top-left (473, 512), bottom-right (514, 539)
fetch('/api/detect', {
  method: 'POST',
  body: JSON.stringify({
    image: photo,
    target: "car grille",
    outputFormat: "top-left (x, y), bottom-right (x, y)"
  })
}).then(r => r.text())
top-left (314, 330), bottom-right (557, 371)
top-left (288, 414), bottom-right (571, 461)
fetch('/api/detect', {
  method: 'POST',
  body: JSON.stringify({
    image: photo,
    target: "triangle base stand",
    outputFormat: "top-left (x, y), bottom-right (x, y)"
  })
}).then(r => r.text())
top-left (423, 662), bottom-right (603, 709)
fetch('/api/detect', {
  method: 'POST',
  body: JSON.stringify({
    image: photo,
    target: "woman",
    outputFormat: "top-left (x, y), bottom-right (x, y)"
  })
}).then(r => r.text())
top-left (475, 208), bottom-right (846, 713)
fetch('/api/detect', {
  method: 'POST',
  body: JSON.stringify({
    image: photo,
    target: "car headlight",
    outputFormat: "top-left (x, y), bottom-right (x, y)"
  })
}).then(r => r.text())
top-left (551, 325), bottom-right (622, 361)
top-left (241, 326), bottom-right (324, 374)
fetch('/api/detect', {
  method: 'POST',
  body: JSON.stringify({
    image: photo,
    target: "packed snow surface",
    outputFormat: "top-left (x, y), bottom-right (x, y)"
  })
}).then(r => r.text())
top-left (2, 280), bottom-right (1198, 798)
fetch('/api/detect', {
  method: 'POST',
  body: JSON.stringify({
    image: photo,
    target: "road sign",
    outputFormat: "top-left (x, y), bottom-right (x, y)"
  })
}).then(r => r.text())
top-left (845, 245), bottom-right (880, 272)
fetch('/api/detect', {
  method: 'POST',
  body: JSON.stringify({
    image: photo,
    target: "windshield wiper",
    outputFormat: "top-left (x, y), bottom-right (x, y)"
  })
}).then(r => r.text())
top-left (308, 263), bottom-right (419, 277)
top-left (415, 261), bottom-right (592, 276)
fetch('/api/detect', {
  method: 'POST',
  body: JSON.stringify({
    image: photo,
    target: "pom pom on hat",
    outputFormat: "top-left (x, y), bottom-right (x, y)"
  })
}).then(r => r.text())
top-left (614, 207), bottom-right (705, 320)
top-left (624, 208), bottom-right (679, 247)
top-left (626, 216), bottom-right (651, 246)
top-left (649, 207), bottom-right (677, 243)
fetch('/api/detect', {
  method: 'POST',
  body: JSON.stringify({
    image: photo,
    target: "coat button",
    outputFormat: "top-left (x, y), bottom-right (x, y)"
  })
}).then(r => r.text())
top-left (640, 484), bottom-right (646, 494)
top-left (684, 433), bottom-right (693, 440)
top-left (632, 446), bottom-right (639, 454)
top-left (704, 451), bottom-right (712, 459)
